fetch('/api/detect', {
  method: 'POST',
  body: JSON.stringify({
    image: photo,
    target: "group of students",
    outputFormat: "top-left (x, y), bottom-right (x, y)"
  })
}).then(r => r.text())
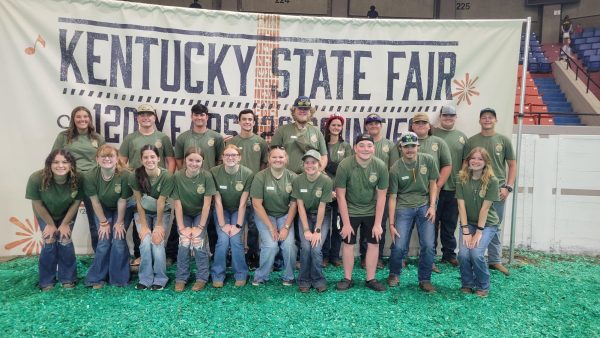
top-left (26, 96), bottom-right (515, 297)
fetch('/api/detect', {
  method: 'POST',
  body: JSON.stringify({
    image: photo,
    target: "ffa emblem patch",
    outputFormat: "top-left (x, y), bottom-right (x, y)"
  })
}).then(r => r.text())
top-left (315, 188), bottom-right (323, 198)
top-left (310, 134), bottom-right (318, 143)
top-left (155, 140), bottom-right (162, 149)
top-left (71, 190), bottom-right (78, 198)
top-left (235, 181), bottom-right (244, 191)
top-left (197, 184), bottom-right (205, 194)
top-left (253, 143), bottom-right (260, 152)
top-left (459, 136), bottom-right (465, 144)
top-left (286, 183), bottom-right (292, 194)
top-left (368, 173), bottom-right (377, 183)
top-left (114, 184), bottom-right (121, 194)
top-left (479, 189), bottom-right (486, 198)
top-left (382, 145), bottom-right (390, 153)
top-left (432, 143), bottom-right (439, 152)
top-left (208, 138), bottom-right (215, 147)
top-left (420, 165), bottom-right (428, 175)
top-left (91, 140), bottom-right (98, 148)
top-left (495, 143), bottom-right (503, 153)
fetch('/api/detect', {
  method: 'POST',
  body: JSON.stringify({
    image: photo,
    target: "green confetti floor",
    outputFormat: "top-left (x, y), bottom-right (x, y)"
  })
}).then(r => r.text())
top-left (0, 251), bottom-right (598, 337)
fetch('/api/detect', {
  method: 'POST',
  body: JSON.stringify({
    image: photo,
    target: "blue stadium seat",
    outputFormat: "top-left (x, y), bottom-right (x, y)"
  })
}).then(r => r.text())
top-left (531, 46), bottom-right (542, 53)
top-left (582, 49), bottom-right (597, 64)
top-left (595, 28), bottom-right (600, 37)
top-left (582, 30), bottom-right (594, 38)
top-left (588, 55), bottom-right (600, 72)
top-left (571, 32), bottom-right (582, 40)
top-left (586, 37), bottom-right (600, 44)
top-left (592, 42), bottom-right (600, 49)
top-left (539, 59), bottom-right (552, 73)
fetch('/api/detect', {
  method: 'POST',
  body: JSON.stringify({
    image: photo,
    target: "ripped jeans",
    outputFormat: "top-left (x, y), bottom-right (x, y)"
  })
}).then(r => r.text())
top-left (36, 216), bottom-right (76, 288)
top-left (175, 214), bottom-right (210, 283)
top-left (134, 212), bottom-right (171, 288)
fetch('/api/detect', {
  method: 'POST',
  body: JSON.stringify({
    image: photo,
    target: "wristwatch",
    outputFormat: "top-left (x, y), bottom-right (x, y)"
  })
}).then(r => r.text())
top-left (315, 228), bottom-right (321, 234)
top-left (235, 223), bottom-right (242, 229)
top-left (502, 184), bottom-right (513, 193)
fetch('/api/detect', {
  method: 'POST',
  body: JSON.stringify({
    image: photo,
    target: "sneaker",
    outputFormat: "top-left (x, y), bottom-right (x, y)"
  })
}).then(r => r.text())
top-left (191, 280), bottom-right (206, 291)
top-left (387, 275), bottom-right (400, 287)
top-left (475, 289), bottom-right (489, 298)
top-left (376, 260), bottom-right (385, 269)
top-left (234, 280), bottom-right (247, 287)
top-left (151, 284), bottom-right (165, 291)
top-left (365, 279), bottom-right (386, 292)
top-left (92, 283), bottom-right (104, 290)
top-left (40, 284), bottom-right (54, 292)
top-left (489, 263), bottom-right (510, 276)
top-left (62, 282), bottom-right (76, 289)
top-left (460, 287), bottom-right (473, 294)
top-left (441, 258), bottom-right (459, 267)
top-left (175, 282), bottom-right (186, 292)
top-left (298, 286), bottom-right (310, 293)
top-left (212, 281), bottom-right (224, 288)
top-left (432, 263), bottom-right (441, 274)
top-left (419, 281), bottom-right (437, 293)
top-left (315, 284), bottom-right (328, 293)
top-left (282, 279), bottom-right (296, 286)
top-left (336, 278), bottom-right (354, 291)
top-left (251, 280), bottom-right (265, 286)
top-left (135, 283), bottom-right (148, 290)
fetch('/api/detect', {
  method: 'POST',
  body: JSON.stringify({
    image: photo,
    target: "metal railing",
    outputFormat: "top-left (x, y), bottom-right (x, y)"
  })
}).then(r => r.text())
top-left (514, 111), bottom-right (597, 125)
top-left (561, 47), bottom-right (600, 94)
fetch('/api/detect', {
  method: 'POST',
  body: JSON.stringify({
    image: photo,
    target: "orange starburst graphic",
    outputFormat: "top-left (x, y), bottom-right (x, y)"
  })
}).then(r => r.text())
top-left (4, 217), bottom-right (44, 255)
top-left (452, 73), bottom-right (480, 105)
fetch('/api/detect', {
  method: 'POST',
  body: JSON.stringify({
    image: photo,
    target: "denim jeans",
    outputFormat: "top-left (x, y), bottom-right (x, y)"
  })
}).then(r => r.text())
top-left (175, 214), bottom-right (210, 283)
top-left (85, 206), bottom-right (134, 287)
top-left (435, 190), bottom-right (459, 260)
top-left (487, 200), bottom-right (506, 264)
top-left (211, 209), bottom-right (248, 282)
top-left (134, 212), bottom-right (171, 287)
top-left (36, 216), bottom-right (76, 288)
top-left (83, 196), bottom-right (98, 252)
top-left (253, 213), bottom-right (297, 283)
top-left (389, 204), bottom-right (436, 282)
top-left (298, 212), bottom-right (330, 288)
top-left (321, 202), bottom-right (342, 263)
top-left (458, 225), bottom-right (498, 291)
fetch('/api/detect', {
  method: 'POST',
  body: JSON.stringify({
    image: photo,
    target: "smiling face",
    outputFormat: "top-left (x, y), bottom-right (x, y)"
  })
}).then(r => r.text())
top-left (365, 121), bottom-right (382, 138)
top-left (51, 154), bottom-right (71, 177)
top-left (354, 140), bottom-right (374, 161)
top-left (238, 112), bottom-right (255, 133)
top-left (401, 144), bottom-right (418, 160)
top-left (73, 109), bottom-right (91, 132)
top-left (303, 157), bottom-right (320, 175)
top-left (97, 149), bottom-right (117, 170)
top-left (141, 149), bottom-right (159, 171)
top-left (268, 148), bottom-right (287, 169)
top-left (439, 113), bottom-right (457, 130)
top-left (223, 148), bottom-right (240, 167)
top-left (468, 151), bottom-right (486, 171)
top-left (479, 112), bottom-right (497, 131)
top-left (328, 119), bottom-right (343, 137)
top-left (191, 112), bottom-right (208, 130)
top-left (412, 120), bottom-right (430, 138)
top-left (292, 107), bottom-right (311, 124)
top-left (185, 152), bottom-right (203, 172)
top-left (137, 112), bottom-right (156, 129)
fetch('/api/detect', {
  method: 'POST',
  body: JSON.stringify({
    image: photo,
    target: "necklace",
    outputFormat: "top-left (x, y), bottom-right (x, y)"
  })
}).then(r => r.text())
top-left (101, 171), bottom-right (115, 182)
top-left (401, 158), bottom-right (417, 182)
top-left (470, 178), bottom-right (481, 203)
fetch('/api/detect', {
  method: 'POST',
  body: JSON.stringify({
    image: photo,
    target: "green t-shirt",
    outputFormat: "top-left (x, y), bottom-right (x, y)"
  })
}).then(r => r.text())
top-left (174, 129), bottom-right (224, 170)
top-left (406, 135), bottom-right (452, 172)
top-left (172, 169), bottom-right (216, 216)
top-left (25, 170), bottom-right (84, 221)
top-left (210, 165), bottom-right (254, 212)
top-left (129, 168), bottom-right (174, 212)
top-left (389, 153), bottom-right (440, 208)
top-left (374, 138), bottom-right (400, 169)
top-left (325, 141), bottom-right (352, 178)
top-left (52, 131), bottom-right (106, 173)
top-left (120, 130), bottom-right (174, 170)
top-left (84, 167), bottom-right (132, 209)
top-left (271, 123), bottom-right (327, 174)
top-left (463, 133), bottom-right (515, 184)
top-left (291, 173), bottom-right (333, 214)
top-left (227, 134), bottom-right (268, 174)
top-left (250, 168), bottom-right (298, 217)
top-left (455, 176), bottom-right (500, 226)
top-left (334, 156), bottom-right (389, 217)
top-left (432, 127), bottom-right (468, 191)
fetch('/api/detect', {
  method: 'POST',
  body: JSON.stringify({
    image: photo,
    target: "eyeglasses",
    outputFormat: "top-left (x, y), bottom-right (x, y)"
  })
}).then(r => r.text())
top-left (223, 154), bottom-right (239, 158)
top-left (413, 121), bottom-right (429, 125)
top-left (269, 145), bottom-right (286, 151)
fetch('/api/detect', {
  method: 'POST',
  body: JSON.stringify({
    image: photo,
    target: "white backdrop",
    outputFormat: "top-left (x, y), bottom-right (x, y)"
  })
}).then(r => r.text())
top-left (0, 0), bottom-right (522, 256)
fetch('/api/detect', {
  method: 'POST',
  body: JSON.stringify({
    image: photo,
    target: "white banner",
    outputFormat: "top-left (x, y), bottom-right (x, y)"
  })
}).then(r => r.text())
top-left (0, 0), bottom-right (523, 256)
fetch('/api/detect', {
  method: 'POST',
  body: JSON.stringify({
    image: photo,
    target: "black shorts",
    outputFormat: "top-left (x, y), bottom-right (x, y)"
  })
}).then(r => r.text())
top-left (342, 215), bottom-right (378, 245)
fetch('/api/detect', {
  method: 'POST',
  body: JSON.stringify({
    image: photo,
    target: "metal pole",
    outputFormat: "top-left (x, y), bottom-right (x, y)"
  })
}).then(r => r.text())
top-left (509, 17), bottom-right (531, 264)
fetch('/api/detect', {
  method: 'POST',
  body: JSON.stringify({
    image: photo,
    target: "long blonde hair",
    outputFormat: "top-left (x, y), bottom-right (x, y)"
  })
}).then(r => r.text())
top-left (458, 147), bottom-right (495, 194)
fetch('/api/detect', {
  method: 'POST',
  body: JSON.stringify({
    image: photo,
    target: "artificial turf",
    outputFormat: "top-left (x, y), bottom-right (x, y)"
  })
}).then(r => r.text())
top-left (0, 251), bottom-right (598, 337)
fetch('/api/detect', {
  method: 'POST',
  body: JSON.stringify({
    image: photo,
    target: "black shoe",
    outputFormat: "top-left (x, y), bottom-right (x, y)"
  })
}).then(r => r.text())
top-left (365, 279), bottom-right (386, 292)
top-left (135, 283), bottom-right (148, 290)
top-left (336, 278), bottom-right (354, 291)
top-left (151, 284), bottom-right (165, 291)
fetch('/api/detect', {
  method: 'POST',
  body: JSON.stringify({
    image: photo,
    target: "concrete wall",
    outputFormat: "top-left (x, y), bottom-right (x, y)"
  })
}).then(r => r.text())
top-left (563, 0), bottom-right (600, 29)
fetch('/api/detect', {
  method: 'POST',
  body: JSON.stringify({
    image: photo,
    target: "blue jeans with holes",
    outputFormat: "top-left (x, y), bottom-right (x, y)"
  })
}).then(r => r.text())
top-left (134, 212), bottom-right (171, 287)
top-left (487, 200), bottom-right (505, 264)
top-left (85, 206), bottom-right (134, 287)
top-left (253, 213), bottom-right (297, 283)
top-left (36, 216), bottom-right (76, 288)
top-left (389, 204), bottom-right (436, 282)
top-left (211, 209), bottom-right (248, 282)
top-left (458, 225), bottom-right (498, 291)
top-left (175, 214), bottom-right (210, 283)
top-left (298, 212), bottom-right (330, 289)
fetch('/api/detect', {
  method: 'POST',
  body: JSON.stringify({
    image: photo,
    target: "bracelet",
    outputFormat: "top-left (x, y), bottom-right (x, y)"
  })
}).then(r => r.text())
top-left (476, 226), bottom-right (485, 231)
top-left (462, 232), bottom-right (470, 235)
top-left (460, 224), bottom-right (469, 228)
top-left (99, 220), bottom-right (110, 227)
top-left (389, 224), bottom-right (395, 226)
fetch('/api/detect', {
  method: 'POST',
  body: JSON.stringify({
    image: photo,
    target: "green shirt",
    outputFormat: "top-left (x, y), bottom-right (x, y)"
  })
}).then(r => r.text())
top-left (120, 130), bottom-right (174, 170)
top-left (334, 156), bottom-right (389, 217)
top-left (325, 141), bottom-right (352, 178)
top-left (463, 133), bottom-right (515, 184)
top-left (389, 153), bottom-right (439, 208)
top-left (374, 138), bottom-right (400, 169)
top-left (271, 123), bottom-right (327, 174)
top-left (227, 134), bottom-right (268, 174)
top-left (172, 169), bottom-right (216, 216)
top-left (52, 132), bottom-right (106, 172)
top-left (250, 168), bottom-right (298, 217)
top-left (456, 176), bottom-right (500, 226)
top-left (432, 128), bottom-right (468, 191)
top-left (291, 173), bottom-right (333, 214)
top-left (174, 129), bottom-right (224, 170)
top-left (210, 165), bottom-right (254, 212)
top-left (26, 170), bottom-right (84, 221)
top-left (84, 167), bottom-right (132, 209)
top-left (129, 168), bottom-right (174, 212)
top-left (410, 135), bottom-right (452, 172)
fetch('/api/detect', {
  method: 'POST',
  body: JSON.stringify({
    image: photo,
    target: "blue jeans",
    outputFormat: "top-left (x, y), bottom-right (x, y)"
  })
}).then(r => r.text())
top-left (175, 214), bottom-right (210, 283)
top-left (211, 209), bottom-right (248, 282)
top-left (83, 196), bottom-right (98, 251)
top-left (389, 204), bottom-right (436, 282)
top-left (36, 216), bottom-right (76, 288)
top-left (134, 212), bottom-right (171, 287)
top-left (298, 212), bottom-right (330, 288)
top-left (435, 190), bottom-right (459, 260)
top-left (488, 200), bottom-right (505, 264)
top-left (85, 207), bottom-right (134, 287)
top-left (253, 213), bottom-right (297, 283)
top-left (458, 225), bottom-right (498, 291)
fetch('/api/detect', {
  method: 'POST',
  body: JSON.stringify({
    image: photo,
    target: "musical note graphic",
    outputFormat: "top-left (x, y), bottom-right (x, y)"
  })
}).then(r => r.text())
top-left (24, 34), bottom-right (46, 55)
